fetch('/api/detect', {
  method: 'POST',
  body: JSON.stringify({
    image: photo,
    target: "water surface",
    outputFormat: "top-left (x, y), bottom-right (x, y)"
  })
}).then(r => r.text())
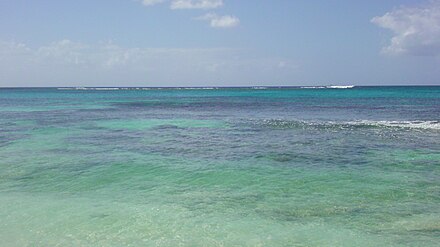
top-left (0, 87), bottom-right (439, 246)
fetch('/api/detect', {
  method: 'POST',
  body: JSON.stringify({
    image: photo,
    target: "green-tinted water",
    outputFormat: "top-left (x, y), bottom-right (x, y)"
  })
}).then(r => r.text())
top-left (0, 87), bottom-right (439, 246)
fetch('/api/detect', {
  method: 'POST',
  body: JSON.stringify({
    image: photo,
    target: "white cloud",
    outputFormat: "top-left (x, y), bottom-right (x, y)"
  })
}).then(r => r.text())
top-left (138, 0), bottom-right (238, 28)
top-left (196, 13), bottom-right (239, 28)
top-left (371, 1), bottom-right (440, 56)
top-left (141, 0), bottom-right (166, 6)
top-left (211, 15), bottom-right (239, 28)
top-left (170, 0), bottom-right (223, 10)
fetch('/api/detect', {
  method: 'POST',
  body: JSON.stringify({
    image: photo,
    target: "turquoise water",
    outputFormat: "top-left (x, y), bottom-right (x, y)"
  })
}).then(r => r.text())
top-left (0, 87), bottom-right (439, 246)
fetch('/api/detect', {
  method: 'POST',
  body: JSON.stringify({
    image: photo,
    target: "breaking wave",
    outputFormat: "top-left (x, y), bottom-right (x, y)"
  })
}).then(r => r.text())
top-left (255, 119), bottom-right (440, 130)
top-left (300, 85), bottom-right (355, 89)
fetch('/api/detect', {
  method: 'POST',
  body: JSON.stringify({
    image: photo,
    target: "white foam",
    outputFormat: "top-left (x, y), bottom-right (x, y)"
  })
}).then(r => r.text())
top-left (300, 86), bottom-right (326, 89)
top-left (349, 120), bottom-right (440, 130)
top-left (94, 87), bottom-right (120, 90)
top-left (326, 85), bottom-right (355, 89)
top-left (258, 119), bottom-right (440, 130)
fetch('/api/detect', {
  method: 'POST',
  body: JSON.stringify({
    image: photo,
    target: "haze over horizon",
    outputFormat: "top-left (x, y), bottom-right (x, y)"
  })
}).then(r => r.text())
top-left (1, 0), bottom-right (440, 87)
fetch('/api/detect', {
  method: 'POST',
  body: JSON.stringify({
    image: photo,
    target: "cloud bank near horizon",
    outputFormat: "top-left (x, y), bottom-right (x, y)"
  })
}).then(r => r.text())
top-left (0, 40), bottom-right (296, 87)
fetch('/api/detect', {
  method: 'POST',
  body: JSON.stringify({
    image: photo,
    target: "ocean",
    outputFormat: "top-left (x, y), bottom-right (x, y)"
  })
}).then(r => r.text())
top-left (0, 86), bottom-right (439, 246)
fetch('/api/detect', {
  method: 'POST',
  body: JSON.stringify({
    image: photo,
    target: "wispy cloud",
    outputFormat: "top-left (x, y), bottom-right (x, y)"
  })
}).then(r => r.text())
top-left (170, 0), bottom-right (223, 10)
top-left (371, 1), bottom-right (440, 56)
top-left (196, 13), bottom-right (239, 28)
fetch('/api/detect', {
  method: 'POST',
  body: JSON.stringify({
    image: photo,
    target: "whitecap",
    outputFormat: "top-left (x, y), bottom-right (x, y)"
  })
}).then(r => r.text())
top-left (326, 85), bottom-right (355, 89)
top-left (349, 120), bottom-right (440, 130)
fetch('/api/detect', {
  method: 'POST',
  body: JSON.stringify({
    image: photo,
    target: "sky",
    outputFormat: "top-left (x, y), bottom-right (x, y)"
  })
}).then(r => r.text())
top-left (0, 0), bottom-right (439, 87)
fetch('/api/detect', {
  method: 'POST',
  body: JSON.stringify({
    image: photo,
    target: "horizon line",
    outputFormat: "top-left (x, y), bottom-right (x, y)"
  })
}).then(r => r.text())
top-left (1, 85), bottom-right (440, 89)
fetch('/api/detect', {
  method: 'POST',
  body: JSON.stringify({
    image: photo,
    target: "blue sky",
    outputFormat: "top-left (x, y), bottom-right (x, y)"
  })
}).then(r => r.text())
top-left (0, 0), bottom-right (439, 86)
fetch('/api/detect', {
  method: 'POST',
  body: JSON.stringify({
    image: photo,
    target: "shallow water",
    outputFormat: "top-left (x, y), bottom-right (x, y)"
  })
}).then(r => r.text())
top-left (0, 87), bottom-right (439, 246)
